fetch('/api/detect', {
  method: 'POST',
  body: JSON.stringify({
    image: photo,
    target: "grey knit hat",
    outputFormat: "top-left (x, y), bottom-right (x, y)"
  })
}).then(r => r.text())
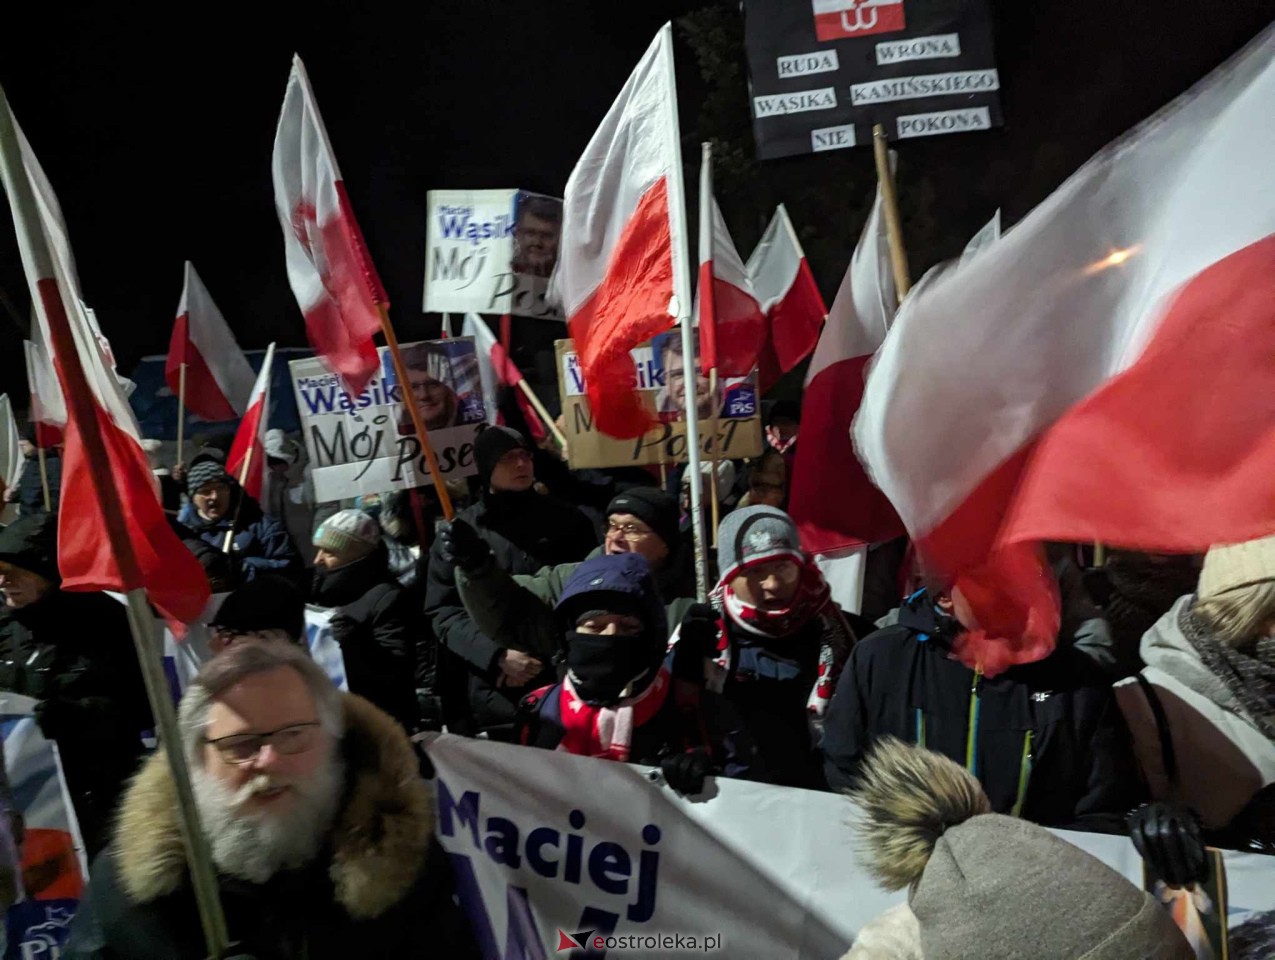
top-left (313, 509), bottom-right (381, 562)
top-left (852, 740), bottom-right (1194, 960)
top-left (716, 505), bottom-right (804, 581)
top-left (186, 456), bottom-right (232, 496)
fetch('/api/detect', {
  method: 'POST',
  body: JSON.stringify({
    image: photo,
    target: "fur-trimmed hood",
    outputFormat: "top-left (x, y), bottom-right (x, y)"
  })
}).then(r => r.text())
top-left (113, 693), bottom-right (432, 920)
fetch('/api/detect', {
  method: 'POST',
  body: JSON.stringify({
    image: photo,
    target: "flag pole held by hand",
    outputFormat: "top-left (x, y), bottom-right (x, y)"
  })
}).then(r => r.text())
top-left (378, 305), bottom-right (454, 521)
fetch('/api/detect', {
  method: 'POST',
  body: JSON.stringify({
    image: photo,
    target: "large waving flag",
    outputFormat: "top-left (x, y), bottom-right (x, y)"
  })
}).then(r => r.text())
top-left (854, 25), bottom-right (1275, 675)
top-left (166, 262), bottom-right (256, 422)
top-left (22, 339), bottom-right (65, 448)
top-left (553, 23), bottom-right (689, 438)
top-left (226, 343), bottom-right (276, 502)
top-left (697, 195), bottom-right (765, 379)
top-left (789, 174), bottom-right (903, 556)
top-left (746, 205), bottom-right (827, 394)
top-left (0, 91), bottom-right (210, 624)
top-left (272, 55), bottom-right (387, 397)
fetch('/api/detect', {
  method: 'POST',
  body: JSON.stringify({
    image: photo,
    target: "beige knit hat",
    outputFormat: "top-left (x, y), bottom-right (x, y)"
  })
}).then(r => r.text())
top-left (851, 740), bottom-right (1193, 960)
top-left (1198, 534), bottom-right (1275, 601)
top-left (313, 509), bottom-right (381, 562)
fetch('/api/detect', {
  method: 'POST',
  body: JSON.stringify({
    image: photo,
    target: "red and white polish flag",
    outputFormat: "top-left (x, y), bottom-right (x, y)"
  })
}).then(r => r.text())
top-left (746, 204), bottom-right (828, 394)
top-left (272, 55), bottom-right (387, 398)
top-left (226, 343), bottom-right (276, 503)
top-left (166, 261), bottom-right (256, 422)
top-left (854, 24), bottom-right (1275, 675)
top-left (22, 339), bottom-right (66, 448)
top-left (0, 95), bottom-right (210, 624)
top-left (697, 194), bottom-right (765, 379)
top-left (461, 314), bottom-right (546, 443)
top-left (551, 23), bottom-right (689, 439)
top-left (0, 393), bottom-right (20, 494)
top-left (789, 172), bottom-right (903, 557)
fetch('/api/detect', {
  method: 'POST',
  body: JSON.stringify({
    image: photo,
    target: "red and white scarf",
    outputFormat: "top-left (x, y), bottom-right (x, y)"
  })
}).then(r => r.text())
top-left (557, 667), bottom-right (672, 762)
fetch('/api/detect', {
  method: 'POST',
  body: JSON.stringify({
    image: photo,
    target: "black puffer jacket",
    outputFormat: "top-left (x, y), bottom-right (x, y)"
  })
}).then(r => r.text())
top-left (424, 488), bottom-right (597, 736)
top-left (821, 591), bottom-right (1142, 832)
top-left (312, 545), bottom-right (419, 733)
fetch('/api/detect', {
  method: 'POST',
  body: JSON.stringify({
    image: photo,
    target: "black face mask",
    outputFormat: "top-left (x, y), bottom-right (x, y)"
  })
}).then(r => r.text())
top-left (565, 630), bottom-right (655, 706)
top-left (310, 553), bottom-right (378, 607)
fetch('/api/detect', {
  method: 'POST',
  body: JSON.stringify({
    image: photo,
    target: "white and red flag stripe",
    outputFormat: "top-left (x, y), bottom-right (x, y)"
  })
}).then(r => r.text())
top-left (552, 23), bottom-right (690, 438)
top-left (22, 339), bottom-right (66, 448)
top-left (272, 55), bottom-right (387, 397)
top-left (461, 314), bottom-right (546, 443)
top-left (697, 195), bottom-right (765, 379)
top-left (789, 174), bottom-right (903, 556)
top-left (746, 204), bottom-right (827, 394)
top-left (854, 25), bottom-right (1275, 675)
top-left (226, 343), bottom-right (276, 503)
top-left (0, 393), bottom-right (20, 494)
top-left (0, 94), bottom-right (210, 624)
top-left (166, 261), bottom-right (256, 422)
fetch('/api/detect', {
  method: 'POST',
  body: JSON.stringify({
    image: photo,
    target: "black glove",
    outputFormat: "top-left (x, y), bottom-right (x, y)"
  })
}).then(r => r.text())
top-left (33, 697), bottom-right (86, 743)
top-left (437, 518), bottom-right (490, 573)
top-left (416, 690), bottom-right (444, 732)
top-left (1128, 802), bottom-right (1207, 888)
top-left (660, 749), bottom-right (713, 796)
top-left (671, 604), bottom-right (719, 682)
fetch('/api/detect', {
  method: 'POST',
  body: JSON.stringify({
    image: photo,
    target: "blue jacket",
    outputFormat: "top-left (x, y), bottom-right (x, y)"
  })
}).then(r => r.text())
top-left (177, 486), bottom-right (301, 586)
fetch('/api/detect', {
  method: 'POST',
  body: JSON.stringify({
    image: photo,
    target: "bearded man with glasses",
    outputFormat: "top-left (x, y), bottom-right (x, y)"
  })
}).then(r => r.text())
top-left (65, 642), bottom-right (477, 959)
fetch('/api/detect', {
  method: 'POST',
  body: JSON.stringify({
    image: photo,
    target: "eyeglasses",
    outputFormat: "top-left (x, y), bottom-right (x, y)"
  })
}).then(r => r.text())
top-left (204, 722), bottom-right (322, 765)
top-left (606, 520), bottom-right (653, 542)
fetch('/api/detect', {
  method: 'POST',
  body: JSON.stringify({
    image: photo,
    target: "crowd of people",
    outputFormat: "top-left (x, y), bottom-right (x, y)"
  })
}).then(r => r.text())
top-left (0, 395), bottom-right (1272, 959)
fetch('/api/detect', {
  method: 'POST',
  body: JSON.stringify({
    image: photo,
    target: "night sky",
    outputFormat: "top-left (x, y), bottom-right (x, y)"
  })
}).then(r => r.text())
top-left (1, 1), bottom-right (1271, 409)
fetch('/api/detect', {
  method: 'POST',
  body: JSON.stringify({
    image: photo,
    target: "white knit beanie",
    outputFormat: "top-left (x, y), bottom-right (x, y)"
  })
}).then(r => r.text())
top-left (313, 509), bottom-right (381, 561)
top-left (1198, 534), bottom-right (1275, 601)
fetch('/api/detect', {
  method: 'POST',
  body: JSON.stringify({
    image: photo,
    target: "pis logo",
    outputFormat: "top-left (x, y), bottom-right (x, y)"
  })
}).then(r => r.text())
top-left (557, 928), bottom-right (597, 952)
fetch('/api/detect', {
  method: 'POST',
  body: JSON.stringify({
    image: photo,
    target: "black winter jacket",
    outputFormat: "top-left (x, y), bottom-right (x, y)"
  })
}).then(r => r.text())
top-left (717, 616), bottom-right (829, 789)
top-left (312, 546), bottom-right (419, 732)
top-left (821, 591), bottom-right (1142, 832)
top-left (424, 488), bottom-right (597, 735)
top-left (0, 590), bottom-right (151, 854)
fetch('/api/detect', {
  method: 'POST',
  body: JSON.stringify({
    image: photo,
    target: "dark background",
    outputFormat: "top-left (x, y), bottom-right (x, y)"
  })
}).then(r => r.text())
top-left (1, 1), bottom-right (1270, 411)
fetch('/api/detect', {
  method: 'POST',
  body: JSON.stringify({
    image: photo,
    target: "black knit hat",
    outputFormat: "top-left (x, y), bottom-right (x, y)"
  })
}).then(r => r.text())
top-left (187, 455), bottom-right (233, 497)
top-left (208, 575), bottom-right (306, 642)
top-left (474, 426), bottom-right (531, 488)
top-left (606, 486), bottom-right (680, 551)
top-left (0, 513), bottom-right (60, 583)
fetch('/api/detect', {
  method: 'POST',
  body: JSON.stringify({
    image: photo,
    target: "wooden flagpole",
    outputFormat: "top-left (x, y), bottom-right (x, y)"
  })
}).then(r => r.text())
top-left (378, 305), bottom-right (454, 521)
top-left (176, 361), bottom-right (186, 467)
top-left (872, 124), bottom-right (912, 303)
top-left (36, 442), bottom-right (50, 512)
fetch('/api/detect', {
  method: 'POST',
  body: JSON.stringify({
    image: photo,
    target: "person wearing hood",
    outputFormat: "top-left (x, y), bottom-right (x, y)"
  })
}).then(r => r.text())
top-left (841, 738), bottom-right (1193, 960)
top-left (424, 426), bottom-right (597, 738)
top-left (177, 453), bottom-right (302, 589)
top-left (0, 515), bottom-right (151, 856)
top-left (672, 505), bottom-right (854, 789)
top-left (310, 510), bottom-right (418, 733)
top-left (261, 428), bottom-right (317, 565)
top-left (516, 553), bottom-right (757, 793)
top-left (449, 486), bottom-right (698, 659)
top-left (822, 583), bottom-right (1142, 832)
top-left (1117, 535), bottom-right (1275, 888)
